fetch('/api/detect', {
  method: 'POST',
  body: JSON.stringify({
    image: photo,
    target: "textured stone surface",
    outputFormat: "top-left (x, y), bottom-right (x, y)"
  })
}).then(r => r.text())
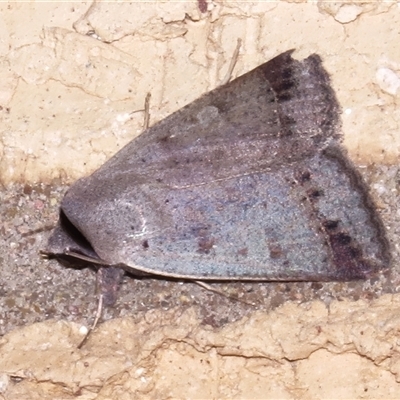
top-left (1, 296), bottom-right (400, 399)
top-left (0, 1), bottom-right (399, 398)
top-left (0, 1), bottom-right (399, 184)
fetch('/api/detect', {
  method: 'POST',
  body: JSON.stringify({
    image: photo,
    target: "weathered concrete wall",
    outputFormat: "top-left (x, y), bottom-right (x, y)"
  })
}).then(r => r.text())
top-left (0, 0), bottom-right (399, 184)
top-left (0, 2), bottom-right (399, 399)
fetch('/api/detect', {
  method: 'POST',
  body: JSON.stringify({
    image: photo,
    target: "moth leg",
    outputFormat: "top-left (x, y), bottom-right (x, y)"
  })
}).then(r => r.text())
top-left (96, 267), bottom-right (125, 307)
top-left (194, 280), bottom-right (256, 306)
top-left (219, 38), bottom-right (242, 86)
top-left (128, 92), bottom-right (151, 130)
top-left (72, 0), bottom-right (99, 36)
top-left (143, 92), bottom-right (151, 130)
top-left (78, 293), bottom-right (103, 349)
top-left (77, 267), bottom-right (124, 348)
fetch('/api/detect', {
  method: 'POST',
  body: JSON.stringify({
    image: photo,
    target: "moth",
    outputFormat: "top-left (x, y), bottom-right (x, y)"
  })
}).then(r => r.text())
top-left (45, 50), bottom-right (390, 292)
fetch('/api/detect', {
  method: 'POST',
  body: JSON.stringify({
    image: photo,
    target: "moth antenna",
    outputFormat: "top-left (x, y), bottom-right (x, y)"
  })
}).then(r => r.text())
top-left (62, 250), bottom-right (108, 265)
top-left (77, 293), bottom-right (104, 349)
top-left (219, 38), bottom-right (242, 86)
top-left (194, 280), bottom-right (256, 307)
top-left (21, 224), bottom-right (55, 237)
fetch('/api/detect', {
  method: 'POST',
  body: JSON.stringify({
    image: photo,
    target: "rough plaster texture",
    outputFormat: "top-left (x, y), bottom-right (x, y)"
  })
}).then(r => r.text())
top-left (1, 1), bottom-right (400, 399)
top-left (0, 0), bottom-right (399, 184)
top-left (2, 296), bottom-right (400, 399)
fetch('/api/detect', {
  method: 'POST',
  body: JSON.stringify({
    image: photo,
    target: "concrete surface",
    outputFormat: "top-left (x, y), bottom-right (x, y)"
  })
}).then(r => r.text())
top-left (1, 1), bottom-right (400, 399)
